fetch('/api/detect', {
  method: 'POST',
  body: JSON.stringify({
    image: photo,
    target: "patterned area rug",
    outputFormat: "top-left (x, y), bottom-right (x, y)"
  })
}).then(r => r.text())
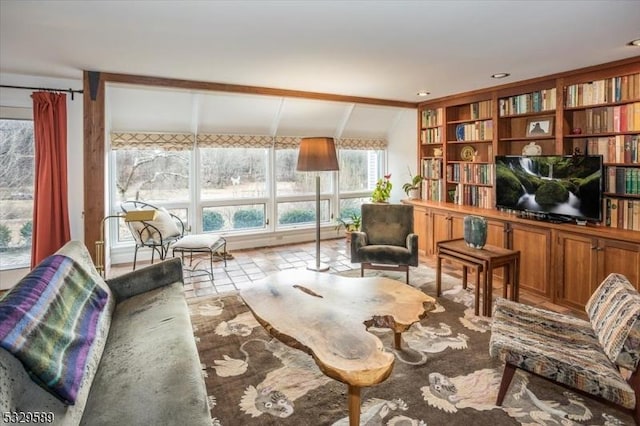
top-left (187, 267), bottom-right (631, 425)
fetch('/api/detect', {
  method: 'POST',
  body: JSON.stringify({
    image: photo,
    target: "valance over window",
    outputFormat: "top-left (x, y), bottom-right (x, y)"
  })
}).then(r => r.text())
top-left (110, 132), bottom-right (194, 151)
top-left (111, 132), bottom-right (387, 151)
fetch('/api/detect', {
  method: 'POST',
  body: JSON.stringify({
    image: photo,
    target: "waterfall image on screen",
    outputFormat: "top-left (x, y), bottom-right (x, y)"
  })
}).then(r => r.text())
top-left (495, 155), bottom-right (603, 221)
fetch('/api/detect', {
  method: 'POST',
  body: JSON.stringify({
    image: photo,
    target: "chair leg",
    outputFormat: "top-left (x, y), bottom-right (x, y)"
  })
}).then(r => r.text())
top-left (496, 363), bottom-right (517, 405)
top-left (133, 247), bottom-right (139, 271)
top-left (406, 267), bottom-right (409, 284)
top-left (361, 263), bottom-right (364, 277)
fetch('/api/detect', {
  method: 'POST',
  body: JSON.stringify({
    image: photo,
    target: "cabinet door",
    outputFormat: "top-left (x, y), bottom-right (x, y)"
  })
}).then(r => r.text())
top-left (555, 232), bottom-right (599, 311)
top-left (450, 214), bottom-right (464, 240)
top-left (413, 205), bottom-right (428, 256)
top-left (487, 219), bottom-right (506, 248)
top-left (599, 239), bottom-right (640, 290)
top-left (429, 209), bottom-right (452, 255)
top-left (509, 223), bottom-right (552, 298)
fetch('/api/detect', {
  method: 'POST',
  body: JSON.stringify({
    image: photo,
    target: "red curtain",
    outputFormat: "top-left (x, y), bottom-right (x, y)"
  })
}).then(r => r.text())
top-left (30, 92), bottom-right (71, 268)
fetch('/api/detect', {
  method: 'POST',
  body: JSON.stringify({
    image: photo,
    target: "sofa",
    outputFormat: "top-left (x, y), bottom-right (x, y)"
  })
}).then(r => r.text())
top-left (0, 241), bottom-right (210, 426)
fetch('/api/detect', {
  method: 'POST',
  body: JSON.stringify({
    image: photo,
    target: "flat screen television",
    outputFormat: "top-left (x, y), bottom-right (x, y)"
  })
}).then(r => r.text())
top-left (495, 155), bottom-right (603, 222)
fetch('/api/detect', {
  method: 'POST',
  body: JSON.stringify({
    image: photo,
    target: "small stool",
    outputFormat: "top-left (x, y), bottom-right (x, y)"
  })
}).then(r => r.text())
top-left (171, 234), bottom-right (227, 281)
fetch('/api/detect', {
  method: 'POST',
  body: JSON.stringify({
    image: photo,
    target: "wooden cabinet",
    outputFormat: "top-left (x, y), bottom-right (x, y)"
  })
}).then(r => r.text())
top-left (413, 205), bottom-right (428, 256)
top-left (507, 222), bottom-right (552, 298)
top-left (556, 231), bottom-right (640, 310)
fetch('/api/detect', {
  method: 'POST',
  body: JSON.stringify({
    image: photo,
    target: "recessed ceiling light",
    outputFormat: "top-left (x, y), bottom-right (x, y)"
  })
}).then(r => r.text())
top-left (417, 91), bottom-right (430, 97)
top-left (491, 73), bottom-right (511, 79)
top-left (629, 39), bottom-right (640, 46)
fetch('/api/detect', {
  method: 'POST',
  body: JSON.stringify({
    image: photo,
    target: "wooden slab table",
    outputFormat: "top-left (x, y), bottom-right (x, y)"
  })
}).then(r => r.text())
top-left (240, 269), bottom-right (435, 426)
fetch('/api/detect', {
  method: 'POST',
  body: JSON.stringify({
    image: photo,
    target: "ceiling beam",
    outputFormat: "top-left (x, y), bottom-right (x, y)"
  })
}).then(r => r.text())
top-left (102, 72), bottom-right (417, 109)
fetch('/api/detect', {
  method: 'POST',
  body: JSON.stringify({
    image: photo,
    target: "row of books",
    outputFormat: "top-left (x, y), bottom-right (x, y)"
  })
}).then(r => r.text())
top-left (499, 88), bottom-right (557, 116)
top-left (446, 163), bottom-right (494, 185)
top-left (585, 135), bottom-right (639, 163)
top-left (565, 73), bottom-right (640, 107)
top-left (420, 127), bottom-right (442, 144)
top-left (421, 108), bottom-right (443, 128)
top-left (454, 120), bottom-right (493, 141)
top-left (448, 184), bottom-right (493, 208)
top-left (421, 180), bottom-right (442, 201)
top-left (603, 198), bottom-right (640, 231)
top-left (421, 158), bottom-right (443, 179)
top-left (470, 100), bottom-right (492, 120)
top-left (606, 167), bottom-right (640, 195)
top-left (572, 103), bottom-right (640, 134)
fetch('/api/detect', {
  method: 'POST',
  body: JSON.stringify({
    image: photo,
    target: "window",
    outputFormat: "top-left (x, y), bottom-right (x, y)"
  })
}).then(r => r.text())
top-left (338, 149), bottom-right (384, 218)
top-left (108, 132), bottom-right (386, 246)
top-left (0, 118), bottom-right (34, 270)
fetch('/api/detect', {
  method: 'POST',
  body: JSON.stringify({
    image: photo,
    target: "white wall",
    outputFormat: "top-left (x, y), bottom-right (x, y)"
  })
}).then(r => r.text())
top-left (387, 108), bottom-right (418, 203)
top-left (0, 73), bottom-right (84, 288)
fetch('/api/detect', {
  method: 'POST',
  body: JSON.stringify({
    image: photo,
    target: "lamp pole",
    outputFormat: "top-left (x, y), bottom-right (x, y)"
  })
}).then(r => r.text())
top-left (309, 174), bottom-right (329, 271)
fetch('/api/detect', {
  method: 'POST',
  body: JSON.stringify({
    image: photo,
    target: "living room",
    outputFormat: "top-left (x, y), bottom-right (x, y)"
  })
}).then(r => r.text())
top-left (1, 1), bottom-right (640, 425)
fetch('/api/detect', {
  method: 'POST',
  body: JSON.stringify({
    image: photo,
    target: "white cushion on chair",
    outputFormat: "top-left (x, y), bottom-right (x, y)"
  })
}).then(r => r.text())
top-left (172, 234), bottom-right (223, 250)
top-left (147, 208), bottom-right (181, 243)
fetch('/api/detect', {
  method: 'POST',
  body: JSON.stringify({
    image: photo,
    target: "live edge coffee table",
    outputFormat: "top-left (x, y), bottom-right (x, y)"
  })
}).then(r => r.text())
top-left (240, 269), bottom-right (435, 426)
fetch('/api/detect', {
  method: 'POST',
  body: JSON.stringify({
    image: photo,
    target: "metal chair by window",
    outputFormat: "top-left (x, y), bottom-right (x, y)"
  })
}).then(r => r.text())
top-left (120, 200), bottom-right (185, 270)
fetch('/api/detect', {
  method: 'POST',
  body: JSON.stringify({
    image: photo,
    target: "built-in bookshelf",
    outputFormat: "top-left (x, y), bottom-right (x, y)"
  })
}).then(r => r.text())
top-left (415, 57), bottom-right (640, 230)
top-left (497, 85), bottom-right (557, 156)
top-left (563, 72), bottom-right (640, 231)
top-left (442, 100), bottom-right (494, 208)
top-left (419, 108), bottom-right (444, 201)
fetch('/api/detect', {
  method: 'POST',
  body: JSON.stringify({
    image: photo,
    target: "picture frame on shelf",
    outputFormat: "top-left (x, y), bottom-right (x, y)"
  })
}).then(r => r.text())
top-left (525, 117), bottom-right (554, 137)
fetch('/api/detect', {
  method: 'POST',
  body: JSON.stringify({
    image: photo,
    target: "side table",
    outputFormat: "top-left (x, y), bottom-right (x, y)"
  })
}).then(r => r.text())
top-left (436, 238), bottom-right (520, 316)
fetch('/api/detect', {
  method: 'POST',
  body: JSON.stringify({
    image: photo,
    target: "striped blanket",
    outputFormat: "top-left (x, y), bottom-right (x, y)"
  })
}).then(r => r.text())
top-left (0, 254), bottom-right (109, 405)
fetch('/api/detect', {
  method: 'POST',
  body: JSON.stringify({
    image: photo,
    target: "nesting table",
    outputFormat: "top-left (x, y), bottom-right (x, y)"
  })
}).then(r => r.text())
top-left (436, 238), bottom-right (520, 316)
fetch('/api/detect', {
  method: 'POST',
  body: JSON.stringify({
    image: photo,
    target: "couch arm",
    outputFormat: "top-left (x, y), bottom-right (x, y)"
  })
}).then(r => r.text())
top-left (106, 258), bottom-right (184, 303)
top-left (350, 231), bottom-right (368, 263)
top-left (406, 233), bottom-right (419, 266)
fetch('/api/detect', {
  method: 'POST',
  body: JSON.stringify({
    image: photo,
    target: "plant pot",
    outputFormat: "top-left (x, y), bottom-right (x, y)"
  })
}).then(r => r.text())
top-left (408, 188), bottom-right (420, 199)
top-left (463, 215), bottom-right (487, 249)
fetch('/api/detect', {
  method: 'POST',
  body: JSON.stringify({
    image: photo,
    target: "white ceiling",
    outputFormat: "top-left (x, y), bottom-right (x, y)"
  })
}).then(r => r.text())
top-left (1, 0), bottom-right (639, 103)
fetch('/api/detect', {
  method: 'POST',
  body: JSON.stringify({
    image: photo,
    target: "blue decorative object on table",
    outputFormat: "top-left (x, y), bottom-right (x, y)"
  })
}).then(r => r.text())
top-left (464, 215), bottom-right (487, 249)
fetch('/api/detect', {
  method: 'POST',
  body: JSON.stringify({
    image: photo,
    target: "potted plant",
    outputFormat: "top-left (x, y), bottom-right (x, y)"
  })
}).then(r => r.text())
top-left (371, 174), bottom-right (392, 203)
top-left (335, 213), bottom-right (362, 243)
top-left (402, 169), bottom-right (424, 199)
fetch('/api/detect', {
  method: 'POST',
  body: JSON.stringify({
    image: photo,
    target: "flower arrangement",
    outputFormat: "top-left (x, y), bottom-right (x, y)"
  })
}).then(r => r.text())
top-left (371, 173), bottom-right (392, 203)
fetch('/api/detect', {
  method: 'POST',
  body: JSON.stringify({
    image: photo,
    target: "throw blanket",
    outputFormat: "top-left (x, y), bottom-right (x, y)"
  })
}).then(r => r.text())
top-left (0, 254), bottom-right (109, 404)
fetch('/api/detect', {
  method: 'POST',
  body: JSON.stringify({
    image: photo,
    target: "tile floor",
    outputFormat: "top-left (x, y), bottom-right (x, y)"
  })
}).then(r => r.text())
top-left (109, 238), bottom-right (572, 314)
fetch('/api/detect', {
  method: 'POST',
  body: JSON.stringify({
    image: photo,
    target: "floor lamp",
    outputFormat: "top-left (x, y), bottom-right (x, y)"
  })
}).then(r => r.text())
top-left (296, 137), bottom-right (339, 272)
top-left (95, 209), bottom-right (157, 277)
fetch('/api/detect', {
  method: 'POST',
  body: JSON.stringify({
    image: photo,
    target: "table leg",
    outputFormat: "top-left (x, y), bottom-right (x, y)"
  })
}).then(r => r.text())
top-left (348, 385), bottom-right (361, 426)
top-left (462, 265), bottom-right (468, 290)
top-left (394, 332), bottom-right (402, 350)
top-left (503, 264), bottom-right (509, 299)
top-left (486, 262), bottom-right (493, 317)
top-left (474, 266), bottom-right (480, 316)
top-left (436, 255), bottom-right (442, 296)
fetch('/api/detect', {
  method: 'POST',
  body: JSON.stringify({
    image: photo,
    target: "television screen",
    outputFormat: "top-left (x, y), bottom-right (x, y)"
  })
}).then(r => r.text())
top-left (495, 155), bottom-right (603, 222)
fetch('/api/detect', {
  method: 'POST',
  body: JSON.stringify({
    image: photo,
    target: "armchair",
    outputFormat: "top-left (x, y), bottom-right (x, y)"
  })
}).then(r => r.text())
top-left (490, 273), bottom-right (640, 424)
top-left (120, 200), bottom-right (185, 270)
top-left (350, 203), bottom-right (418, 283)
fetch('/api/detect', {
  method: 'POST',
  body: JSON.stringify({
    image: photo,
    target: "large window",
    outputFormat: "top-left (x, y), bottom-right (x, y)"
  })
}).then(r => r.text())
top-left (0, 118), bottom-right (34, 270)
top-left (109, 134), bottom-right (385, 246)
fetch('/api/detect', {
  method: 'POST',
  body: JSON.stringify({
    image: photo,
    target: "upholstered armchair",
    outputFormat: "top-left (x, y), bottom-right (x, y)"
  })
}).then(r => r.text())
top-left (350, 203), bottom-right (418, 283)
top-left (490, 273), bottom-right (640, 424)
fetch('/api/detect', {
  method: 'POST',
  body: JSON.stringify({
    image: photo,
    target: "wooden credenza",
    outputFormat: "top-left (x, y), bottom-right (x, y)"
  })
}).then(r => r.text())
top-left (407, 200), bottom-right (640, 314)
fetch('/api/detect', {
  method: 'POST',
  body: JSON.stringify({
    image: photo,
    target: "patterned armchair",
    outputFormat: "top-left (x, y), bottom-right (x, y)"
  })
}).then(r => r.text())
top-left (490, 273), bottom-right (640, 424)
top-left (350, 203), bottom-right (418, 284)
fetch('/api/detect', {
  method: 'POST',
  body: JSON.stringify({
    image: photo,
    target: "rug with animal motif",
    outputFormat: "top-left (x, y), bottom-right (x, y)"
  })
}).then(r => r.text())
top-left (188, 270), bottom-right (632, 425)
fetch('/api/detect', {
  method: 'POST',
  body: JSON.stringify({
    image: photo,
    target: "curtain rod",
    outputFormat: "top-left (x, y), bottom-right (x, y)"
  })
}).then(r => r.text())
top-left (0, 84), bottom-right (83, 101)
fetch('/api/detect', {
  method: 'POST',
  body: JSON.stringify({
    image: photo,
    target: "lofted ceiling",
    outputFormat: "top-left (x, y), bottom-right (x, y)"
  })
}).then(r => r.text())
top-left (1, 1), bottom-right (639, 139)
top-left (107, 84), bottom-right (405, 138)
top-left (1, 0), bottom-right (639, 104)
